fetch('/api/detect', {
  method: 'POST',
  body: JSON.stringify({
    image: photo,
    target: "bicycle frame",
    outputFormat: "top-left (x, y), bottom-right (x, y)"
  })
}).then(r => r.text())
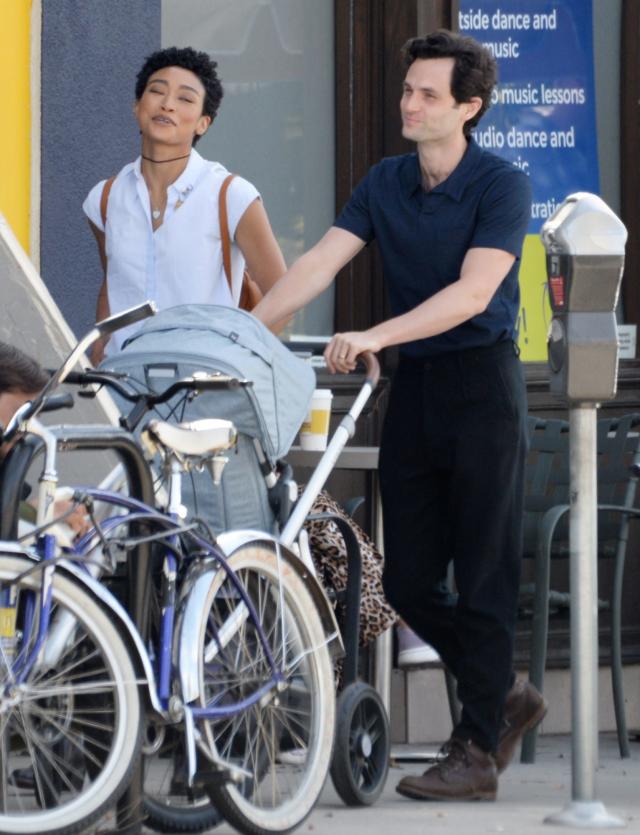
top-left (69, 486), bottom-right (284, 712)
top-left (4, 421), bottom-right (307, 786)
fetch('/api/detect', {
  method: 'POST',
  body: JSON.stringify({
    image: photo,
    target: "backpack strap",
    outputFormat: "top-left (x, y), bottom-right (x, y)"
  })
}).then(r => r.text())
top-left (219, 174), bottom-right (236, 293)
top-left (100, 176), bottom-right (116, 229)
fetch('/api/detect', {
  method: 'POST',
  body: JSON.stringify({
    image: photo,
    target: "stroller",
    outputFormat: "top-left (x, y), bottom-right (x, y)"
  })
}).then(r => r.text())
top-left (102, 304), bottom-right (391, 812)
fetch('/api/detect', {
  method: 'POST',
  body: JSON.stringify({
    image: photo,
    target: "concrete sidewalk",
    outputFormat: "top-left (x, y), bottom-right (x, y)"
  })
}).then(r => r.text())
top-left (206, 733), bottom-right (639, 834)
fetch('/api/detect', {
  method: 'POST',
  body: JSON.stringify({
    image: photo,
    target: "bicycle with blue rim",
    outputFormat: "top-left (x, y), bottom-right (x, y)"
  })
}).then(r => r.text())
top-left (0, 302), bottom-right (338, 835)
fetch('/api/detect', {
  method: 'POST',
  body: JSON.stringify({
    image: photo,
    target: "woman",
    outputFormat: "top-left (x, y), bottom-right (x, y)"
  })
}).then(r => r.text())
top-left (83, 46), bottom-right (285, 363)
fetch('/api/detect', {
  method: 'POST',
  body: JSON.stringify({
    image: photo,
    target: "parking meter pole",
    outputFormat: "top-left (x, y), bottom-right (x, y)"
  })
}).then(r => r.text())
top-left (546, 405), bottom-right (624, 828)
top-left (544, 429), bottom-right (626, 827)
top-left (546, 405), bottom-right (624, 832)
top-left (541, 193), bottom-right (627, 829)
top-left (569, 406), bottom-right (598, 803)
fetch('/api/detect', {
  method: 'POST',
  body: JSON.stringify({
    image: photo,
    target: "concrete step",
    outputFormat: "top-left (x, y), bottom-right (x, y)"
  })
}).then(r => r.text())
top-left (391, 663), bottom-right (640, 744)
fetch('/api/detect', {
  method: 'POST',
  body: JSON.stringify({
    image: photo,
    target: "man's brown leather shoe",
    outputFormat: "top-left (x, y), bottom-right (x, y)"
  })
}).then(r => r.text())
top-left (495, 679), bottom-right (548, 773)
top-left (396, 738), bottom-right (497, 801)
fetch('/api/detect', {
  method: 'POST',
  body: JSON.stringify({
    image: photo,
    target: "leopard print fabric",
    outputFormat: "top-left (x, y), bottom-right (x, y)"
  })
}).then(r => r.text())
top-left (305, 490), bottom-right (397, 647)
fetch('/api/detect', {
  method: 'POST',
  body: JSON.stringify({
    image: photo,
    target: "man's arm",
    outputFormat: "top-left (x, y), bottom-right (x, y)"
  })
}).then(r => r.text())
top-left (324, 247), bottom-right (516, 371)
top-left (251, 226), bottom-right (366, 328)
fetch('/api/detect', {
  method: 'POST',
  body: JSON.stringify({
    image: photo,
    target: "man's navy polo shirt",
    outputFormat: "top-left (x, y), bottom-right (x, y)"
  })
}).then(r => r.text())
top-left (334, 138), bottom-right (532, 358)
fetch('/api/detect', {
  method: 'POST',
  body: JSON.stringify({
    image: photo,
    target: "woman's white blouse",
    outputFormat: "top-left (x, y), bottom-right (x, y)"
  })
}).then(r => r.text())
top-left (83, 149), bottom-right (259, 354)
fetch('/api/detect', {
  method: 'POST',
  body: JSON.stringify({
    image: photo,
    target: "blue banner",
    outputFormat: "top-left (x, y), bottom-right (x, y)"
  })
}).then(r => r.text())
top-left (459, 0), bottom-right (599, 234)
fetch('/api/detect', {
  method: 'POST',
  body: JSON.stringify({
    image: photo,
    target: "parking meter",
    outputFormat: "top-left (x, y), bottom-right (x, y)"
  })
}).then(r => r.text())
top-left (541, 193), bottom-right (627, 402)
top-left (541, 193), bottom-right (628, 830)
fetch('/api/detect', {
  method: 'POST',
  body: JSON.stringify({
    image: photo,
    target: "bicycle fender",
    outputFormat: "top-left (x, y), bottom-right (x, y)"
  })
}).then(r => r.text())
top-left (0, 547), bottom-right (163, 712)
top-left (174, 562), bottom-right (220, 704)
top-left (55, 558), bottom-right (164, 714)
top-left (216, 530), bottom-right (344, 658)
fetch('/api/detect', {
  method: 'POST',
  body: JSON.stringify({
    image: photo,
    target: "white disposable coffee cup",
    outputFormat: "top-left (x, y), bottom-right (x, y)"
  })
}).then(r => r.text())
top-left (299, 389), bottom-right (333, 451)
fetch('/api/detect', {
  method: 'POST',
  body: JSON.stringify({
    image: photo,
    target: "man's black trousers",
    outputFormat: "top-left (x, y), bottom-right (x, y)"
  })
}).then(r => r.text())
top-left (379, 340), bottom-right (528, 753)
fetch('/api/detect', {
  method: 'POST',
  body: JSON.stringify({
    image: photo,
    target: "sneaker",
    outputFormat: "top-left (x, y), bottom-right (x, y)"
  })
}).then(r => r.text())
top-left (494, 679), bottom-right (547, 773)
top-left (396, 737), bottom-right (497, 801)
top-left (397, 625), bottom-right (440, 667)
top-left (276, 747), bottom-right (308, 766)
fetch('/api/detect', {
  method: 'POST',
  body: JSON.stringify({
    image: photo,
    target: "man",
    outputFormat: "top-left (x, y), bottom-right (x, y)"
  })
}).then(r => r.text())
top-left (0, 343), bottom-right (50, 456)
top-left (253, 29), bottom-right (546, 801)
top-left (0, 341), bottom-right (88, 537)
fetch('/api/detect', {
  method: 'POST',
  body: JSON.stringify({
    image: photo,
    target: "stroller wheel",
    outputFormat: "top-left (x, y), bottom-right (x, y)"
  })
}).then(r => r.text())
top-left (330, 682), bottom-right (390, 806)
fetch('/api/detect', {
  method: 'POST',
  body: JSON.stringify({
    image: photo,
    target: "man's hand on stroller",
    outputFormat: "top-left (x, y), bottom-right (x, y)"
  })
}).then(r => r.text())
top-left (324, 330), bottom-right (381, 374)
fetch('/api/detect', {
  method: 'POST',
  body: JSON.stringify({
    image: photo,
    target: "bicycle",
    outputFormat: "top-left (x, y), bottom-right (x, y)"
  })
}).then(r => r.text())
top-left (0, 303), bottom-right (338, 835)
top-left (69, 366), bottom-right (340, 835)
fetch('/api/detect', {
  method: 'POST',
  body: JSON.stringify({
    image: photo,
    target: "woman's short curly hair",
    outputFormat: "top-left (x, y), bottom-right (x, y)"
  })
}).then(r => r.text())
top-left (135, 46), bottom-right (224, 139)
top-left (401, 29), bottom-right (497, 138)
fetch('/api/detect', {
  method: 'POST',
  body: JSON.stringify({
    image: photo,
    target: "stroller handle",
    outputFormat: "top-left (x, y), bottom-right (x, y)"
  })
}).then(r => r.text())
top-left (359, 351), bottom-right (380, 388)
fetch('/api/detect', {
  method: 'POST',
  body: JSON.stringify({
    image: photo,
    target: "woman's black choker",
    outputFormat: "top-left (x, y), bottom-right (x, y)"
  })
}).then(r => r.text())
top-left (142, 152), bottom-right (191, 164)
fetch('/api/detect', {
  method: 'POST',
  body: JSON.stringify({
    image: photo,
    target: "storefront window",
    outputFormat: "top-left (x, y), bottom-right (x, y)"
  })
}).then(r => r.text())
top-left (161, 0), bottom-right (336, 335)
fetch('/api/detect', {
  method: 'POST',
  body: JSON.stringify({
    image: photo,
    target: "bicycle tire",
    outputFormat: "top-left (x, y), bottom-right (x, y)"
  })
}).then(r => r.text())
top-left (196, 543), bottom-right (335, 835)
top-left (0, 556), bottom-right (143, 835)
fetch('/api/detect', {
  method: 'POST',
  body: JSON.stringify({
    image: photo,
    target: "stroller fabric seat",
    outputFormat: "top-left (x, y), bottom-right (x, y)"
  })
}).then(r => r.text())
top-left (101, 304), bottom-right (316, 533)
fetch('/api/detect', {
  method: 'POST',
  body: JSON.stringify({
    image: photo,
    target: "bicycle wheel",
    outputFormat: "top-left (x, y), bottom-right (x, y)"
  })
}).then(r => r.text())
top-left (195, 542), bottom-right (335, 835)
top-left (0, 556), bottom-right (143, 835)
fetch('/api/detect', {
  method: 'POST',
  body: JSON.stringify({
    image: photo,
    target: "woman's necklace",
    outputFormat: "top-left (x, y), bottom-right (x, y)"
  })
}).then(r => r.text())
top-left (151, 196), bottom-right (185, 221)
top-left (142, 152), bottom-right (190, 164)
top-left (142, 152), bottom-right (190, 219)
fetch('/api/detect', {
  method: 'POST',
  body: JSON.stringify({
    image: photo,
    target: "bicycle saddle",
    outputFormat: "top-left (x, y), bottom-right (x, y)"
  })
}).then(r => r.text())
top-left (145, 418), bottom-right (237, 456)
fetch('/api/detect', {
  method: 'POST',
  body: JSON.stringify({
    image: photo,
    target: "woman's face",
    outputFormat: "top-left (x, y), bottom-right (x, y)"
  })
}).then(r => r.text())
top-left (134, 65), bottom-right (212, 148)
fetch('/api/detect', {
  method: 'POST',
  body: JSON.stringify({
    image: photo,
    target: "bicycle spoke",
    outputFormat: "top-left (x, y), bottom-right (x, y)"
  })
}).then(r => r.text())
top-left (31, 646), bottom-right (103, 687)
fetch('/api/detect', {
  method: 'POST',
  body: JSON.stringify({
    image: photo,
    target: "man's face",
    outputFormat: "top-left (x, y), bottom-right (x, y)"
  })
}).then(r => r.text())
top-left (400, 57), bottom-right (479, 145)
top-left (134, 65), bottom-right (212, 147)
top-left (0, 390), bottom-right (36, 458)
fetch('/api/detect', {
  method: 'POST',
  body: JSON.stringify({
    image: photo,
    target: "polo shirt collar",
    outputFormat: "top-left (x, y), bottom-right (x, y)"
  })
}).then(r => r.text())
top-left (132, 148), bottom-right (207, 196)
top-left (402, 138), bottom-right (484, 202)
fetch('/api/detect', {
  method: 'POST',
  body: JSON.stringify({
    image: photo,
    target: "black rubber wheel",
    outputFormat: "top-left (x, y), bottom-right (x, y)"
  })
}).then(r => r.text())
top-left (143, 736), bottom-right (224, 833)
top-left (330, 682), bottom-right (390, 806)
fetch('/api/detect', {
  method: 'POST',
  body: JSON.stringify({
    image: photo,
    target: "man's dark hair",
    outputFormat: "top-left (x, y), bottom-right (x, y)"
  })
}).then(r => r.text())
top-left (0, 342), bottom-right (49, 395)
top-left (135, 46), bottom-right (224, 144)
top-left (402, 29), bottom-right (497, 138)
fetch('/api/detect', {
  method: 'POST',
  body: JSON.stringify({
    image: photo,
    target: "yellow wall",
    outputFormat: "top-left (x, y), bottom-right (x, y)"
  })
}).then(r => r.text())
top-left (0, 0), bottom-right (31, 252)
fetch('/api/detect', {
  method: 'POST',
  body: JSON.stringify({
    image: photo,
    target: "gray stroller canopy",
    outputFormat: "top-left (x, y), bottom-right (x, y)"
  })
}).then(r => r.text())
top-left (103, 304), bottom-right (316, 463)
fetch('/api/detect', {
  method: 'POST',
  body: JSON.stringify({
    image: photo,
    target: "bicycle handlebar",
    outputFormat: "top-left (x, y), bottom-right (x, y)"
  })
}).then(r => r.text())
top-left (1, 301), bottom-right (157, 443)
top-left (64, 368), bottom-right (248, 402)
top-left (95, 301), bottom-right (157, 338)
top-left (40, 393), bottom-right (75, 414)
top-left (63, 368), bottom-right (251, 432)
